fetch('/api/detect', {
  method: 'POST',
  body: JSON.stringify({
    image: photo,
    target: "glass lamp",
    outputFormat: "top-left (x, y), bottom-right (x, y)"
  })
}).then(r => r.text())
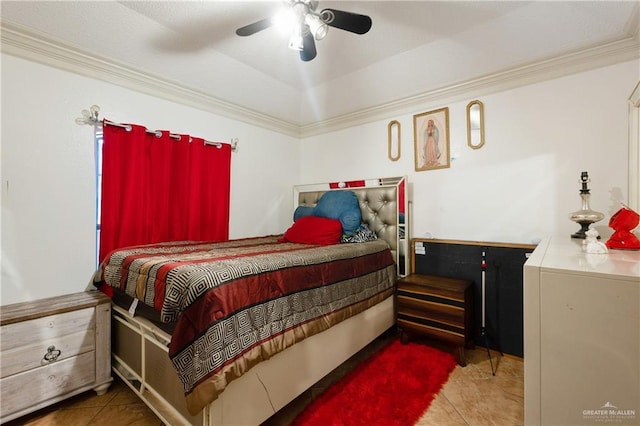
top-left (569, 171), bottom-right (604, 239)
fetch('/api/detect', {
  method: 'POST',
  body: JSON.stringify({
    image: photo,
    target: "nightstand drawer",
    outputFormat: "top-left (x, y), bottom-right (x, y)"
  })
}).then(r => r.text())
top-left (1, 308), bottom-right (96, 378)
top-left (1, 351), bottom-right (96, 416)
top-left (0, 291), bottom-right (112, 423)
top-left (397, 318), bottom-right (465, 345)
top-left (396, 274), bottom-right (473, 366)
top-left (0, 308), bottom-right (95, 352)
top-left (396, 294), bottom-right (465, 326)
top-left (397, 277), bottom-right (467, 302)
top-left (1, 329), bottom-right (96, 378)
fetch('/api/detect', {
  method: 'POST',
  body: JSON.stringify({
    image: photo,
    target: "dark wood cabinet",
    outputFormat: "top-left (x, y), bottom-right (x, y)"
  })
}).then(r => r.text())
top-left (396, 274), bottom-right (473, 366)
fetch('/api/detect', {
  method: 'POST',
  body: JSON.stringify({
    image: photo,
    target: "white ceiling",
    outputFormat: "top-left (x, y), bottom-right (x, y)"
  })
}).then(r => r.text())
top-left (1, 1), bottom-right (639, 134)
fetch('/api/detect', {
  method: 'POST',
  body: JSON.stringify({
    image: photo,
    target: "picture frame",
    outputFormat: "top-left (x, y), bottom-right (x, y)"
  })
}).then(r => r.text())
top-left (413, 107), bottom-right (450, 171)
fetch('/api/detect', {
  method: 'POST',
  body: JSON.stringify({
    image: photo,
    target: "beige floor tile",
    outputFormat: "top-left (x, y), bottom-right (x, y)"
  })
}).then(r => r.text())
top-left (415, 393), bottom-right (467, 426)
top-left (108, 385), bottom-right (149, 406)
top-left (442, 375), bottom-right (524, 426)
top-left (2, 379), bottom-right (162, 426)
top-left (88, 403), bottom-right (162, 426)
top-left (451, 350), bottom-right (523, 380)
top-left (9, 407), bottom-right (103, 426)
top-left (59, 380), bottom-right (121, 409)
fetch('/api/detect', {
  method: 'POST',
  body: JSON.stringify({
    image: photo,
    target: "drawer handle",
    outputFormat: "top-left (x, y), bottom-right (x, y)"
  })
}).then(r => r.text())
top-left (43, 345), bottom-right (62, 362)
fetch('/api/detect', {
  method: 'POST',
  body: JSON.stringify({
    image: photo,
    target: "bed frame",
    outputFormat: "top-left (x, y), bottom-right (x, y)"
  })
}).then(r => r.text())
top-left (110, 176), bottom-right (409, 425)
top-left (294, 176), bottom-right (409, 277)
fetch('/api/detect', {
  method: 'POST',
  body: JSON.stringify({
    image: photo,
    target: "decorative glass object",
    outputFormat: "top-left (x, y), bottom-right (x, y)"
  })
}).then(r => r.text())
top-left (569, 171), bottom-right (604, 239)
top-left (605, 205), bottom-right (640, 250)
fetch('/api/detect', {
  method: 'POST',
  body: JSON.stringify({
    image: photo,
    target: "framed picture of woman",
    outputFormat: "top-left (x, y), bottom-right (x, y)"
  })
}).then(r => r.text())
top-left (413, 107), bottom-right (450, 171)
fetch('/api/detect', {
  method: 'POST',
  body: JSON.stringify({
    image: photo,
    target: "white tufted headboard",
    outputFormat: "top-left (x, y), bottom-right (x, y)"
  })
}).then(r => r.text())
top-left (294, 177), bottom-right (409, 276)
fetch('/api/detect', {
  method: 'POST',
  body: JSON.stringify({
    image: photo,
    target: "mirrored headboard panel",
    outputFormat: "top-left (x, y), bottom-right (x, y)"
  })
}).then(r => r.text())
top-left (294, 176), bottom-right (409, 277)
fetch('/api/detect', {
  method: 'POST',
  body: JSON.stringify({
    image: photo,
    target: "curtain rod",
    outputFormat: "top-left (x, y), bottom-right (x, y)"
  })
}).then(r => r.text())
top-left (75, 105), bottom-right (238, 152)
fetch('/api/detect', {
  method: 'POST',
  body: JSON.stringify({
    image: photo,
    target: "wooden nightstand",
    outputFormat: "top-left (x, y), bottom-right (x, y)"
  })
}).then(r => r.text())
top-left (396, 274), bottom-right (473, 366)
top-left (0, 291), bottom-right (113, 423)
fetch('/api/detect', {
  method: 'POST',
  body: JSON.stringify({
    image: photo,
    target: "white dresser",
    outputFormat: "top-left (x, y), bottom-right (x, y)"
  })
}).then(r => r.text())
top-left (524, 236), bottom-right (639, 425)
top-left (0, 291), bottom-right (112, 423)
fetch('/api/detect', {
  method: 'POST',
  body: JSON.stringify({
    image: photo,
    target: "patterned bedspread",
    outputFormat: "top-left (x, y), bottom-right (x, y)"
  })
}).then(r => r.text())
top-left (95, 236), bottom-right (396, 414)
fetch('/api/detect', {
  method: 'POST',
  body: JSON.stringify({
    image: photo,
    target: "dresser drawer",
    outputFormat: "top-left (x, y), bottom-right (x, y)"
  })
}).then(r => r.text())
top-left (0, 351), bottom-right (96, 416)
top-left (1, 308), bottom-right (96, 378)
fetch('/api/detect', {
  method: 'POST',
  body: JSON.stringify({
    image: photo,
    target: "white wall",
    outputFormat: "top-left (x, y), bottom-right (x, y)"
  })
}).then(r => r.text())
top-left (2, 54), bottom-right (637, 306)
top-left (299, 60), bottom-right (639, 245)
top-left (1, 54), bottom-right (300, 305)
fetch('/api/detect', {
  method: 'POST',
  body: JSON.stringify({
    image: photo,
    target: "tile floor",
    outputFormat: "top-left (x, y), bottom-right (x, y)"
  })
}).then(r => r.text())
top-left (4, 333), bottom-right (524, 426)
top-left (263, 332), bottom-right (524, 426)
top-left (3, 377), bottom-right (163, 426)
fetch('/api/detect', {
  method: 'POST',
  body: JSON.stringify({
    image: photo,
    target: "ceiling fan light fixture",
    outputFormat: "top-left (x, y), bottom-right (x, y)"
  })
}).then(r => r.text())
top-left (287, 2), bottom-right (309, 51)
top-left (235, 1), bottom-right (372, 61)
top-left (288, 26), bottom-right (304, 51)
top-left (306, 13), bottom-right (328, 40)
top-left (273, 9), bottom-right (295, 34)
top-left (319, 9), bottom-right (334, 25)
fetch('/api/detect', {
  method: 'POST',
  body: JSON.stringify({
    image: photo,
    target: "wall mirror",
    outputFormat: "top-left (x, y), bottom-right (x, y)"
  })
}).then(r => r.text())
top-left (466, 100), bottom-right (485, 149)
top-left (628, 80), bottom-right (639, 211)
top-left (387, 120), bottom-right (401, 161)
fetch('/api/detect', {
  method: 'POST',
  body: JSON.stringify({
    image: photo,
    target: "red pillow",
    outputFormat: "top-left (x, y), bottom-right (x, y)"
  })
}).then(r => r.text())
top-left (281, 216), bottom-right (342, 245)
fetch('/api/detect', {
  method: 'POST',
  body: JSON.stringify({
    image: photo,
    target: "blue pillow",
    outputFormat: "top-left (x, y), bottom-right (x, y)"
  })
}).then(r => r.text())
top-left (293, 205), bottom-right (314, 222)
top-left (313, 191), bottom-right (362, 235)
top-left (340, 209), bottom-right (362, 235)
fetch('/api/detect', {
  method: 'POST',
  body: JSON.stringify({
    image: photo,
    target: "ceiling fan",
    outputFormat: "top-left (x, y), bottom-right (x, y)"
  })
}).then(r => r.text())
top-left (235, 0), bottom-right (372, 62)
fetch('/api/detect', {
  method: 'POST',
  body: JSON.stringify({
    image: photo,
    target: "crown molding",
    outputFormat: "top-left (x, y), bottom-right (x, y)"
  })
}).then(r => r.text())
top-left (2, 20), bottom-right (638, 139)
top-left (299, 35), bottom-right (640, 137)
top-left (0, 21), bottom-right (302, 138)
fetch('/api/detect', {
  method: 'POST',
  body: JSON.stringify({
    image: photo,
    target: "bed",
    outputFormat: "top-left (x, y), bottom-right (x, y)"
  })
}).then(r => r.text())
top-left (98, 176), bottom-right (409, 426)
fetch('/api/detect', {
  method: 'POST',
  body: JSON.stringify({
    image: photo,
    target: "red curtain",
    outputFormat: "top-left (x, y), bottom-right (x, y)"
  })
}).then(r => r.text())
top-left (99, 121), bottom-right (231, 263)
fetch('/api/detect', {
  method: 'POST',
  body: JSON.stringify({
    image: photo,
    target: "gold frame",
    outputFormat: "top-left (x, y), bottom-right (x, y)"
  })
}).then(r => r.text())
top-left (413, 107), bottom-right (450, 171)
top-left (387, 120), bottom-right (401, 161)
top-left (466, 100), bottom-right (485, 150)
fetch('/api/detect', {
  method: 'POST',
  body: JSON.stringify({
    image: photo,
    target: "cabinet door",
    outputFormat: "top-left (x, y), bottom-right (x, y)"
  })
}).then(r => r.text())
top-left (412, 241), bottom-right (533, 357)
top-left (484, 246), bottom-right (530, 357)
top-left (540, 271), bottom-right (639, 425)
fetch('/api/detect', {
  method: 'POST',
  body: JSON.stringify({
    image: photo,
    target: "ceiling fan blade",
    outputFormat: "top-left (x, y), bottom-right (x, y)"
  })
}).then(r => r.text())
top-left (235, 18), bottom-right (273, 37)
top-left (320, 9), bottom-right (372, 35)
top-left (300, 27), bottom-right (317, 62)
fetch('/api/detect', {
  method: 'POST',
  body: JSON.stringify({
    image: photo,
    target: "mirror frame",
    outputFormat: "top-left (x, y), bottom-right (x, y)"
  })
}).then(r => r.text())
top-left (387, 120), bottom-right (401, 161)
top-left (466, 100), bottom-right (485, 150)
top-left (628, 80), bottom-right (640, 211)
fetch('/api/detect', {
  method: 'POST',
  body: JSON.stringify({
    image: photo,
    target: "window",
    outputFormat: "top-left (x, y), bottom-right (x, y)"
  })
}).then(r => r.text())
top-left (95, 128), bottom-right (103, 266)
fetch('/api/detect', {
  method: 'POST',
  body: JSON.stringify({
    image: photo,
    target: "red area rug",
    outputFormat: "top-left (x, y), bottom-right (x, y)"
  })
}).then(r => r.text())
top-left (292, 339), bottom-right (457, 426)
